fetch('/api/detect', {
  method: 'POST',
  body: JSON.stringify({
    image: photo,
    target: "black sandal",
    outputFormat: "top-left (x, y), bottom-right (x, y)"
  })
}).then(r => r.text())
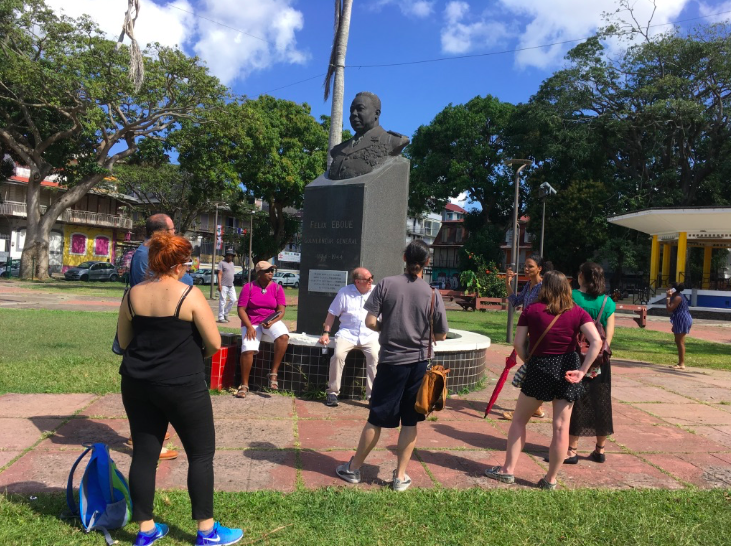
top-left (590, 444), bottom-right (606, 463)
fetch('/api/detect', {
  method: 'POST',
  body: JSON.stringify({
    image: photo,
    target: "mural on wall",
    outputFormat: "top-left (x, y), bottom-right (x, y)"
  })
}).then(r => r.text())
top-left (432, 268), bottom-right (461, 290)
top-left (62, 225), bottom-right (115, 271)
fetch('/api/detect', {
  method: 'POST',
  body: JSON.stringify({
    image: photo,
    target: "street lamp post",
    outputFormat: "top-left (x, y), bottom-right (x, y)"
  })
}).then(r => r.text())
top-left (210, 203), bottom-right (219, 300)
top-left (503, 159), bottom-right (533, 344)
top-left (538, 182), bottom-right (557, 257)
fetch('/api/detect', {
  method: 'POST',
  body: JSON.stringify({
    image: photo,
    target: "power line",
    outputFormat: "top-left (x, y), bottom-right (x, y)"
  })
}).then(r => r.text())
top-left (344, 9), bottom-right (731, 68)
top-left (168, 4), bottom-right (271, 45)
top-left (184, 5), bottom-right (731, 93)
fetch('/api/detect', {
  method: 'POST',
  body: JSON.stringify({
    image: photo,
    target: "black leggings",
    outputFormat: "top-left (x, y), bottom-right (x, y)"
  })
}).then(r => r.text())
top-left (121, 375), bottom-right (215, 522)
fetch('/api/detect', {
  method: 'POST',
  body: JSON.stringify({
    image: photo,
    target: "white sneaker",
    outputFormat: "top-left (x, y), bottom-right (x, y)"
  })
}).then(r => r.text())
top-left (392, 470), bottom-right (412, 491)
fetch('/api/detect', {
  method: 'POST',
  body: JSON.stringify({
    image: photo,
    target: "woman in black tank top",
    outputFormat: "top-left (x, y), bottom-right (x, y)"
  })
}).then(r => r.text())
top-left (116, 232), bottom-right (243, 545)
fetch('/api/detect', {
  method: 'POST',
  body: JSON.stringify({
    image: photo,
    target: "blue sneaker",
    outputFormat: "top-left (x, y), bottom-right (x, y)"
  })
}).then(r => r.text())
top-left (196, 522), bottom-right (244, 546)
top-left (134, 522), bottom-right (169, 546)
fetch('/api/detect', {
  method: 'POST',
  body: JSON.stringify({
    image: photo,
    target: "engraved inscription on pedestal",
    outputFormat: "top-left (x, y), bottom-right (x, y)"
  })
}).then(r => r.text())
top-left (308, 270), bottom-right (348, 293)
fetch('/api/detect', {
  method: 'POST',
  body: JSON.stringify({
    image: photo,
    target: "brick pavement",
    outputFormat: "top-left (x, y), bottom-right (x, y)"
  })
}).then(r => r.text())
top-left (1, 347), bottom-right (730, 493)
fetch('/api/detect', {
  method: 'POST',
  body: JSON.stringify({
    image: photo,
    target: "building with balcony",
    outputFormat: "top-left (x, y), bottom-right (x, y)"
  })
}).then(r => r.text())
top-left (500, 216), bottom-right (534, 271)
top-left (1, 166), bottom-right (132, 273)
top-left (430, 204), bottom-right (468, 289)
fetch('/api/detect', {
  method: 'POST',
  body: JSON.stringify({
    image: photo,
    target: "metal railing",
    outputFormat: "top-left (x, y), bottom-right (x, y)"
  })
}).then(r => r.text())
top-left (0, 201), bottom-right (132, 229)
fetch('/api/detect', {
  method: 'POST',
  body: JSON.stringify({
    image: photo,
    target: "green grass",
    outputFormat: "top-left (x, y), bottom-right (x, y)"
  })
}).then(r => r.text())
top-left (1, 489), bottom-right (730, 545)
top-left (2, 278), bottom-right (128, 298)
top-left (446, 310), bottom-right (731, 371)
top-left (1, 307), bottom-right (729, 395)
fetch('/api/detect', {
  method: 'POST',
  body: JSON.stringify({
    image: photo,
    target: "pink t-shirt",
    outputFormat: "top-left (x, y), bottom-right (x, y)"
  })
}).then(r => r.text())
top-left (237, 281), bottom-right (286, 325)
top-left (517, 303), bottom-right (592, 356)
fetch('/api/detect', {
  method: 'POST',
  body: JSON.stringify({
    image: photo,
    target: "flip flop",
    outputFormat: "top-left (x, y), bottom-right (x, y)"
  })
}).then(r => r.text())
top-left (268, 373), bottom-right (279, 390)
top-left (671, 365), bottom-right (686, 370)
top-left (235, 385), bottom-right (249, 399)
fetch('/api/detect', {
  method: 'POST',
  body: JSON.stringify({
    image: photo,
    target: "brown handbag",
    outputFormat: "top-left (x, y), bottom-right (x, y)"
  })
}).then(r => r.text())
top-left (415, 288), bottom-right (450, 416)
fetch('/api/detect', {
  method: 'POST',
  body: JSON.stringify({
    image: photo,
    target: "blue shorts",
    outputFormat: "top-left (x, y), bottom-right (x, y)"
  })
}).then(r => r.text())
top-left (368, 361), bottom-right (428, 428)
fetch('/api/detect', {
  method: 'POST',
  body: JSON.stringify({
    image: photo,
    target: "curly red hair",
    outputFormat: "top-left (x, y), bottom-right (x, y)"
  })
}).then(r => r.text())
top-left (147, 232), bottom-right (192, 278)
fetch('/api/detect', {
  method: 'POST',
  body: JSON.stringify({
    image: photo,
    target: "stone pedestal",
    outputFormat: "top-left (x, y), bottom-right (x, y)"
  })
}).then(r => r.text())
top-left (296, 157), bottom-right (409, 336)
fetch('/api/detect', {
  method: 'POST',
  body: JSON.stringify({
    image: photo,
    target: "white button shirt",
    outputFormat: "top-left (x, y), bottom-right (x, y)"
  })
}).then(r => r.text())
top-left (328, 284), bottom-right (379, 345)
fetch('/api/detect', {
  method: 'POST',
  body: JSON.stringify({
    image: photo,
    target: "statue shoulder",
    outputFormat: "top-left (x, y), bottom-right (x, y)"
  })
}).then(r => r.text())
top-left (386, 129), bottom-right (406, 139)
top-left (330, 139), bottom-right (350, 156)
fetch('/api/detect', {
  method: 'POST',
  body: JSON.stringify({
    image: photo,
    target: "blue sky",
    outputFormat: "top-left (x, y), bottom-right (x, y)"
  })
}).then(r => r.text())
top-left (49, 0), bottom-right (731, 141)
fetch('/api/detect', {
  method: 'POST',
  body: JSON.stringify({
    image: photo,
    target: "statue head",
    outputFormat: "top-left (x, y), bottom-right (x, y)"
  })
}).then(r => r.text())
top-left (349, 92), bottom-right (381, 136)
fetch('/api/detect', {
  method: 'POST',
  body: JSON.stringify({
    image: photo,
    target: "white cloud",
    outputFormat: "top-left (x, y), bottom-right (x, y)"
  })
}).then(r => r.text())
top-left (440, 1), bottom-right (510, 54)
top-left (46, 0), bottom-right (195, 50)
top-left (496, 0), bottom-right (691, 69)
top-left (698, 1), bottom-right (731, 22)
top-left (372, 0), bottom-right (435, 18)
top-left (46, 0), bottom-right (308, 86)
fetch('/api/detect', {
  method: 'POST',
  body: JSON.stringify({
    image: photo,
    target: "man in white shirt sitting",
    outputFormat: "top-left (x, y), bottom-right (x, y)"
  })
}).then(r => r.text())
top-left (318, 267), bottom-right (380, 407)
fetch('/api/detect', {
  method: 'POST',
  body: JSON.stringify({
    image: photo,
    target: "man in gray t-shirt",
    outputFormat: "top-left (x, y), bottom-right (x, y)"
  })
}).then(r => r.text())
top-left (216, 249), bottom-right (237, 323)
top-left (364, 274), bottom-right (448, 365)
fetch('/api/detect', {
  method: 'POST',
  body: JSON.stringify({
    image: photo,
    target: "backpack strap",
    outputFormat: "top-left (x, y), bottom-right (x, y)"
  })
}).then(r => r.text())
top-left (595, 295), bottom-right (609, 328)
top-left (66, 445), bottom-right (93, 516)
top-left (427, 288), bottom-right (436, 361)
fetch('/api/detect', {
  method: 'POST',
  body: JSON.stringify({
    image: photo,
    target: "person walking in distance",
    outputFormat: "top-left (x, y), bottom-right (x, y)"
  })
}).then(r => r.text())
top-left (319, 267), bottom-right (380, 406)
top-left (217, 249), bottom-right (237, 323)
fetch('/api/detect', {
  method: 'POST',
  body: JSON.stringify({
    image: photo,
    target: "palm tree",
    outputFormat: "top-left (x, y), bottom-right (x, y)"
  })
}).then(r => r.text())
top-left (324, 0), bottom-right (353, 168)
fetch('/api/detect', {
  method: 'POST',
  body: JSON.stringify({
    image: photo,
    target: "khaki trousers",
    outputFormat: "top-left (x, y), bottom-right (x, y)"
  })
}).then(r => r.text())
top-left (327, 336), bottom-right (379, 397)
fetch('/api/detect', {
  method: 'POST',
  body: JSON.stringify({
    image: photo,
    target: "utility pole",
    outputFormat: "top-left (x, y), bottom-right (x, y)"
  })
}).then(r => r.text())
top-left (503, 159), bottom-right (533, 344)
top-left (210, 203), bottom-right (219, 299)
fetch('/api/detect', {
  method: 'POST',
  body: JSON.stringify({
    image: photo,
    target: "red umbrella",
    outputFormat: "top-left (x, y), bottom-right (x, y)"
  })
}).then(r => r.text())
top-left (484, 349), bottom-right (518, 418)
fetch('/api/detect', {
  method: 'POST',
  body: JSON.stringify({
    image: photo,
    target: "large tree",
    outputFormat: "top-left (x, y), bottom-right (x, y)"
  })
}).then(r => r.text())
top-left (509, 16), bottom-right (731, 276)
top-left (177, 96), bottom-right (330, 261)
top-left (0, 0), bottom-right (225, 279)
top-left (112, 139), bottom-right (227, 236)
top-left (406, 95), bottom-right (516, 225)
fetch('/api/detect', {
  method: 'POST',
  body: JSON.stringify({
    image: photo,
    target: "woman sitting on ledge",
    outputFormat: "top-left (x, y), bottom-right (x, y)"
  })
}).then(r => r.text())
top-left (236, 261), bottom-right (289, 398)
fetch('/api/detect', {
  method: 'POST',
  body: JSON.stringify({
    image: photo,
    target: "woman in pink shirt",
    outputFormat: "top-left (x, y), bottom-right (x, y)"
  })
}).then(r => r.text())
top-left (235, 261), bottom-right (289, 398)
top-left (485, 270), bottom-right (601, 489)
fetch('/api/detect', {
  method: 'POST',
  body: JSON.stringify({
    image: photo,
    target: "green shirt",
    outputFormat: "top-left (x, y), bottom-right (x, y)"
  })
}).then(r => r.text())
top-left (572, 290), bottom-right (615, 329)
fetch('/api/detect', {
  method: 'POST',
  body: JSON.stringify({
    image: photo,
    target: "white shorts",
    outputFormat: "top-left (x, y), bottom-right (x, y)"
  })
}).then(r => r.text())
top-left (240, 321), bottom-right (289, 354)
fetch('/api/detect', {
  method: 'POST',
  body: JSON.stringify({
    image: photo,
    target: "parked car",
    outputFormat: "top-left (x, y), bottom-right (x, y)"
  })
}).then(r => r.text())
top-left (273, 271), bottom-right (300, 288)
top-left (0, 263), bottom-right (20, 278)
top-left (233, 270), bottom-right (250, 286)
top-left (190, 269), bottom-right (213, 285)
top-left (64, 261), bottom-right (119, 282)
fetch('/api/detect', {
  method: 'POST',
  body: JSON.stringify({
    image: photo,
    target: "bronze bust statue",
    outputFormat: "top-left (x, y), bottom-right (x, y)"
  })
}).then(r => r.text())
top-left (328, 92), bottom-right (410, 180)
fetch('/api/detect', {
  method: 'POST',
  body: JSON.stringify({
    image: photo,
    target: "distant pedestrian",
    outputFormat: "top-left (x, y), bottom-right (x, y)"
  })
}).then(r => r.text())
top-left (666, 282), bottom-right (692, 370)
top-left (318, 267), bottom-right (380, 406)
top-left (484, 270), bottom-right (601, 490)
top-left (216, 249), bottom-right (237, 323)
top-left (117, 232), bottom-right (243, 546)
top-left (335, 240), bottom-right (449, 491)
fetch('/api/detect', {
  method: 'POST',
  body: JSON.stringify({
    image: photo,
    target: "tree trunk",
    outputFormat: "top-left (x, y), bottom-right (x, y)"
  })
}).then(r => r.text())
top-left (327, 0), bottom-right (353, 169)
top-left (19, 171), bottom-right (107, 280)
top-left (19, 165), bottom-right (52, 280)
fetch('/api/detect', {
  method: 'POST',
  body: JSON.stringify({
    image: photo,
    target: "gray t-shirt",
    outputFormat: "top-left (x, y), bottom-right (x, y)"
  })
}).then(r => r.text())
top-left (217, 260), bottom-right (235, 287)
top-left (364, 274), bottom-right (448, 365)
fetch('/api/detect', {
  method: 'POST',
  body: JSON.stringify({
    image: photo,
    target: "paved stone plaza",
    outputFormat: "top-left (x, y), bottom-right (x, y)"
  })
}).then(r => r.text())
top-left (1, 342), bottom-right (730, 493)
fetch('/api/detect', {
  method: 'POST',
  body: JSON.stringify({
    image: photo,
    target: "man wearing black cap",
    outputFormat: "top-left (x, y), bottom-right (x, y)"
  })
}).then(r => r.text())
top-left (217, 248), bottom-right (237, 323)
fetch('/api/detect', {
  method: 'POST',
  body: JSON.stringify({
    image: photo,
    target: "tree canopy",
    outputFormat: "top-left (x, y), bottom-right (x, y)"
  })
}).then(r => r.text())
top-left (0, 0), bottom-right (225, 278)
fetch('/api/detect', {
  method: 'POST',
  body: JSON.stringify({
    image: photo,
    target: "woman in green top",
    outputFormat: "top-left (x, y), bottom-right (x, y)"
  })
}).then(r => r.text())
top-left (566, 262), bottom-right (615, 464)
